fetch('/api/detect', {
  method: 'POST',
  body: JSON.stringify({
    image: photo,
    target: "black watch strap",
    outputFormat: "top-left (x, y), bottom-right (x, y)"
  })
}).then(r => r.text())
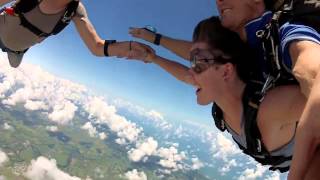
top-left (154, 33), bottom-right (162, 45)
top-left (104, 40), bottom-right (116, 56)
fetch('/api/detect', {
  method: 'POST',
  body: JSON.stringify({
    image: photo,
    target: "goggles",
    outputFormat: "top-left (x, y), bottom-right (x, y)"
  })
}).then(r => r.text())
top-left (190, 49), bottom-right (231, 74)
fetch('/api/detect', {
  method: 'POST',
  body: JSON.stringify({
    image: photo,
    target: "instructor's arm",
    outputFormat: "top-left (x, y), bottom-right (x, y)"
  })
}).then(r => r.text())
top-left (72, 3), bottom-right (132, 57)
top-left (0, 0), bottom-right (14, 7)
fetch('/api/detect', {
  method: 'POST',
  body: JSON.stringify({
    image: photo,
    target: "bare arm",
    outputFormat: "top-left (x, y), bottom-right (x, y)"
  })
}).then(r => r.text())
top-left (73, 3), bottom-right (151, 58)
top-left (288, 40), bottom-right (320, 180)
top-left (0, 0), bottom-right (14, 7)
top-left (129, 27), bottom-right (192, 60)
top-left (127, 50), bottom-right (194, 85)
top-left (152, 56), bottom-right (194, 85)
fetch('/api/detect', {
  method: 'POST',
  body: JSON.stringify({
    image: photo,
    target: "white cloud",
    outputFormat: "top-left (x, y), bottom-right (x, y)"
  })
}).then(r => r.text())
top-left (112, 99), bottom-right (171, 130)
top-left (98, 132), bottom-right (107, 140)
top-left (3, 123), bottom-right (12, 130)
top-left (124, 169), bottom-right (147, 180)
top-left (128, 137), bottom-right (158, 162)
top-left (48, 100), bottom-right (78, 125)
top-left (191, 157), bottom-right (204, 170)
top-left (83, 97), bottom-right (142, 144)
top-left (219, 159), bottom-right (237, 175)
top-left (157, 146), bottom-right (186, 171)
top-left (0, 150), bottom-right (8, 166)
top-left (24, 100), bottom-right (48, 111)
top-left (265, 172), bottom-right (281, 180)
top-left (212, 133), bottom-right (241, 161)
top-left (238, 164), bottom-right (268, 180)
top-left (24, 156), bottom-right (81, 180)
top-left (46, 126), bottom-right (58, 132)
top-left (81, 122), bottom-right (98, 137)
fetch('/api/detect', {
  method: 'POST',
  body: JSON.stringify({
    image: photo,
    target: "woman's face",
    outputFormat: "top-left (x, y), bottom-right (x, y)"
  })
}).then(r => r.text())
top-left (215, 0), bottom-right (263, 32)
top-left (189, 42), bottom-right (227, 105)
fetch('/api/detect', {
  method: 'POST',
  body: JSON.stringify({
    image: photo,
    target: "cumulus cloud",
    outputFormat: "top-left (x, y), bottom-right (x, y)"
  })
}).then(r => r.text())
top-left (265, 172), bottom-right (281, 180)
top-left (83, 97), bottom-right (142, 144)
top-left (0, 59), bottom-right (87, 125)
top-left (24, 100), bottom-right (48, 111)
top-left (112, 99), bottom-right (171, 130)
top-left (219, 159), bottom-right (237, 175)
top-left (48, 100), bottom-right (78, 125)
top-left (46, 126), bottom-right (58, 132)
top-left (98, 132), bottom-right (107, 140)
top-left (128, 137), bottom-right (158, 162)
top-left (124, 169), bottom-right (147, 180)
top-left (81, 122), bottom-right (98, 137)
top-left (212, 133), bottom-right (241, 161)
top-left (238, 164), bottom-right (268, 180)
top-left (157, 146), bottom-right (186, 171)
top-left (24, 156), bottom-right (81, 180)
top-left (3, 123), bottom-right (12, 130)
top-left (191, 157), bottom-right (204, 170)
top-left (0, 150), bottom-right (8, 167)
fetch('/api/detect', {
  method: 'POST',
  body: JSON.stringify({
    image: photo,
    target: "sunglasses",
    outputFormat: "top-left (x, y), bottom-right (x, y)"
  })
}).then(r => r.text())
top-left (190, 49), bottom-right (231, 74)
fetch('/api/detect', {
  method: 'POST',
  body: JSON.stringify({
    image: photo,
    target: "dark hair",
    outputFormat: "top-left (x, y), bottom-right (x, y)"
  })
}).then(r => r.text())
top-left (192, 16), bottom-right (256, 83)
top-left (264, 0), bottom-right (274, 10)
top-left (264, 0), bottom-right (286, 11)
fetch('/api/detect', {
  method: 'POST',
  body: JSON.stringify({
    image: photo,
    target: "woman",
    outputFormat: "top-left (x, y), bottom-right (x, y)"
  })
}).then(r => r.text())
top-left (127, 16), bottom-right (320, 176)
top-left (214, 1), bottom-right (320, 178)
top-left (0, 0), bottom-right (151, 67)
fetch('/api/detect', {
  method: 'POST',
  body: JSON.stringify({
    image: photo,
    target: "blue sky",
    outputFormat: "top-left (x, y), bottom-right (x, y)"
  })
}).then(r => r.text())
top-left (24, 0), bottom-right (218, 125)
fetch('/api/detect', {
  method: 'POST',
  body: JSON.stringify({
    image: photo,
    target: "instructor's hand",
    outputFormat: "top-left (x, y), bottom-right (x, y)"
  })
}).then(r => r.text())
top-left (129, 27), bottom-right (155, 43)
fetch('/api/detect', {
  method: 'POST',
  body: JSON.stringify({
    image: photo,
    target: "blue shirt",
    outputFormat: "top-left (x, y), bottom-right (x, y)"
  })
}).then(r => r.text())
top-left (245, 11), bottom-right (320, 73)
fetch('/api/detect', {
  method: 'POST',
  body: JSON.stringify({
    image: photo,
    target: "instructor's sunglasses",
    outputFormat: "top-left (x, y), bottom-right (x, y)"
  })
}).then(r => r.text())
top-left (190, 49), bottom-right (231, 74)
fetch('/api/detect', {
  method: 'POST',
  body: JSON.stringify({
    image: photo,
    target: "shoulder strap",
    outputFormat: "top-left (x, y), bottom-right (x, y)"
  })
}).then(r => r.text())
top-left (51, 0), bottom-right (79, 35)
top-left (14, 0), bottom-right (39, 14)
top-left (211, 103), bottom-right (226, 132)
top-left (242, 81), bottom-right (269, 155)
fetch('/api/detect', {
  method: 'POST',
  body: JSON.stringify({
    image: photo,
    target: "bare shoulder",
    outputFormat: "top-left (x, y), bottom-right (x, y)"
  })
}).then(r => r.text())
top-left (74, 2), bottom-right (88, 19)
top-left (257, 85), bottom-right (306, 151)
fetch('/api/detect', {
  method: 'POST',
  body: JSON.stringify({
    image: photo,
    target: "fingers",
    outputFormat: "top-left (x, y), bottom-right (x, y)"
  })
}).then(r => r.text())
top-left (129, 27), bottom-right (155, 42)
top-left (129, 27), bottom-right (141, 38)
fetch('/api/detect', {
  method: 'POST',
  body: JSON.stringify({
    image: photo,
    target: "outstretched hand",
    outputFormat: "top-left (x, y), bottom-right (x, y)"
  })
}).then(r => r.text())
top-left (129, 27), bottom-right (155, 43)
top-left (126, 41), bottom-right (156, 63)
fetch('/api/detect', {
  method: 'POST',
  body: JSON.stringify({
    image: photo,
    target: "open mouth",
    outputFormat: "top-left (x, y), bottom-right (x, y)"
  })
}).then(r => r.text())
top-left (221, 8), bottom-right (231, 16)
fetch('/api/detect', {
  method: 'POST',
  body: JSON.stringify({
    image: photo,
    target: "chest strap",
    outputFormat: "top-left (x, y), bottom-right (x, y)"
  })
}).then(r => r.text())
top-left (12, 0), bottom-right (79, 37)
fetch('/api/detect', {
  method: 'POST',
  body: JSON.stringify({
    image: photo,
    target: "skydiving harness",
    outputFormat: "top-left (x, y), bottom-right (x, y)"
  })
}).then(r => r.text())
top-left (2, 0), bottom-right (79, 38)
top-left (255, 0), bottom-right (320, 95)
top-left (212, 80), bottom-right (293, 173)
top-left (212, 0), bottom-right (320, 172)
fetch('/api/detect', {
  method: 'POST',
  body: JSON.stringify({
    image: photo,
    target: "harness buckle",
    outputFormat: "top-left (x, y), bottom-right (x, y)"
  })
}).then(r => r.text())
top-left (221, 120), bottom-right (225, 130)
top-left (256, 139), bottom-right (262, 153)
top-left (61, 11), bottom-right (73, 23)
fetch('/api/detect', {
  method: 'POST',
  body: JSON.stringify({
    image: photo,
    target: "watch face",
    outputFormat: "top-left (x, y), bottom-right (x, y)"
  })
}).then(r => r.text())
top-left (144, 25), bottom-right (157, 33)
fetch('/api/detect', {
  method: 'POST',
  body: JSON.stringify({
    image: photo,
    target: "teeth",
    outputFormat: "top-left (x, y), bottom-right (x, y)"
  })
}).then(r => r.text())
top-left (222, 9), bottom-right (231, 15)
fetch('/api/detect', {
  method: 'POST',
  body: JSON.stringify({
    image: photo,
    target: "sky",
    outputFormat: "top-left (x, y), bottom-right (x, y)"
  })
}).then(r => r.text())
top-left (22, 0), bottom-right (218, 126)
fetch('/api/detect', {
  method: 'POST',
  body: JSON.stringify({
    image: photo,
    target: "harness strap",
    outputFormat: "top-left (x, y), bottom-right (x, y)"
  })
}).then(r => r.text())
top-left (12, 0), bottom-right (79, 37)
top-left (19, 14), bottom-right (50, 37)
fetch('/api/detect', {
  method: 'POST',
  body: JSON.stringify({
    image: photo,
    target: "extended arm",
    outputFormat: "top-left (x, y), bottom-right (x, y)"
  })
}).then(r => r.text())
top-left (0, 0), bottom-right (13, 7)
top-left (129, 27), bottom-right (192, 60)
top-left (73, 3), bottom-right (152, 59)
